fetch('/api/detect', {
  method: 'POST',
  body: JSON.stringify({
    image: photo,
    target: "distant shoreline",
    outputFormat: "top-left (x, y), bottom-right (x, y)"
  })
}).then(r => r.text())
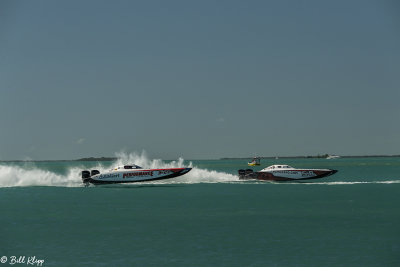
top-left (0, 155), bottom-right (400, 162)
top-left (220, 155), bottom-right (400, 160)
top-left (0, 157), bottom-right (118, 163)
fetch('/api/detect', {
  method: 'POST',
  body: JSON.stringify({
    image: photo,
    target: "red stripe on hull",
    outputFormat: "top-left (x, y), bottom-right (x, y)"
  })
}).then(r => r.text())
top-left (257, 173), bottom-right (294, 181)
top-left (256, 170), bottom-right (337, 181)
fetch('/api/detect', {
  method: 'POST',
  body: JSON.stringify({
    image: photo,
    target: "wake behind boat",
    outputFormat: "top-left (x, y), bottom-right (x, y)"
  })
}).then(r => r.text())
top-left (238, 164), bottom-right (337, 181)
top-left (81, 164), bottom-right (191, 185)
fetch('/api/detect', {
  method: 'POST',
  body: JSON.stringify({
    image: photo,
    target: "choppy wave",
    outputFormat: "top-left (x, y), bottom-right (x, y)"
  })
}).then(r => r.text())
top-left (0, 151), bottom-right (237, 188)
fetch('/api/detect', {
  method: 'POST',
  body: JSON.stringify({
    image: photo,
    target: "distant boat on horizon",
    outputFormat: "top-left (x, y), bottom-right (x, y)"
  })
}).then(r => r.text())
top-left (326, 155), bottom-right (340, 160)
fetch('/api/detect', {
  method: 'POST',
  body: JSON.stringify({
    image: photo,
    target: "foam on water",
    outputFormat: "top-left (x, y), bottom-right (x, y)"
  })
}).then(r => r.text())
top-left (0, 165), bottom-right (83, 188)
top-left (114, 151), bottom-right (238, 184)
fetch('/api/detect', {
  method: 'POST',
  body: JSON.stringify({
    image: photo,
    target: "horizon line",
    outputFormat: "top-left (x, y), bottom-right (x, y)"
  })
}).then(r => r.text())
top-left (1, 154), bottom-right (400, 162)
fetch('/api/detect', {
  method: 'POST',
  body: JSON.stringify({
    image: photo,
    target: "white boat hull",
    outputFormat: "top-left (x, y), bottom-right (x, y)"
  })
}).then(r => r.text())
top-left (83, 168), bottom-right (191, 184)
top-left (238, 164), bottom-right (338, 181)
top-left (256, 169), bottom-right (337, 181)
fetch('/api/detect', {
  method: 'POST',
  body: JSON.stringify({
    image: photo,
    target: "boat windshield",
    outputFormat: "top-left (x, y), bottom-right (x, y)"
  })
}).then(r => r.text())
top-left (267, 165), bottom-right (293, 170)
top-left (123, 165), bottom-right (142, 169)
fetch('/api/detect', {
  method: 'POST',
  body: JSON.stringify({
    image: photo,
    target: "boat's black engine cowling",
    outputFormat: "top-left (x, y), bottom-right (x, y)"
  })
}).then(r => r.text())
top-left (81, 170), bottom-right (91, 183)
top-left (81, 170), bottom-right (100, 184)
top-left (238, 169), bottom-right (246, 179)
top-left (82, 171), bottom-right (90, 179)
top-left (245, 169), bottom-right (254, 176)
top-left (91, 170), bottom-right (100, 176)
top-left (238, 169), bottom-right (256, 180)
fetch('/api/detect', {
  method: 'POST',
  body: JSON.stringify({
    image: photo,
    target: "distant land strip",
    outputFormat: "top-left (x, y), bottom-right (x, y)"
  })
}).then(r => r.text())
top-left (1, 155), bottom-right (400, 162)
top-left (220, 155), bottom-right (400, 160)
top-left (0, 157), bottom-right (118, 162)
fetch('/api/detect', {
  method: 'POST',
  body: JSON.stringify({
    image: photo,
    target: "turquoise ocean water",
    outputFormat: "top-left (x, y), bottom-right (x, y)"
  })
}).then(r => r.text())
top-left (1, 155), bottom-right (399, 266)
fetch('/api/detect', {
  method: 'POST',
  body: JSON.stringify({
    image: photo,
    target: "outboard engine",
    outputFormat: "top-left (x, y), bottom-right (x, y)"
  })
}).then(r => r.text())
top-left (245, 169), bottom-right (254, 175)
top-left (238, 169), bottom-right (246, 179)
top-left (91, 170), bottom-right (100, 176)
top-left (238, 169), bottom-right (256, 179)
top-left (245, 169), bottom-right (256, 179)
top-left (81, 170), bottom-right (91, 184)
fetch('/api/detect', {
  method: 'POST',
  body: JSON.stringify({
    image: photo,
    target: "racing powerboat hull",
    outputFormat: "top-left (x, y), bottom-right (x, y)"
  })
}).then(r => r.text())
top-left (238, 164), bottom-right (337, 182)
top-left (82, 166), bottom-right (191, 185)
top-left (256, 169), bottom-right (338, 181)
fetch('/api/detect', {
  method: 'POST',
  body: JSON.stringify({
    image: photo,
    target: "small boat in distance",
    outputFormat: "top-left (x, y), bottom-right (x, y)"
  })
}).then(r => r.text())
top-left (238, 164), bottom-right (337, 181)
top-left (248, 157), bottom-right (261, 166)
top-left (326, 155), bottom-right (340, 159)
top-left (81, 164), bottom-right (191, 185)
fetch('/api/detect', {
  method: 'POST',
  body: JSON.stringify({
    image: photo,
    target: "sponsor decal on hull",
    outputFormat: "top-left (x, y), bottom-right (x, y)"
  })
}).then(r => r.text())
top-left (256, 170), bottom-right (336, 181)
top-left (123, 171), bottom-right (154, 178)
top-left (98, 173), bottom-right (120, 179)
top-left (272, 170), bottom-right (316, 178)
top-left (88, 168), bottom-right (191, 185)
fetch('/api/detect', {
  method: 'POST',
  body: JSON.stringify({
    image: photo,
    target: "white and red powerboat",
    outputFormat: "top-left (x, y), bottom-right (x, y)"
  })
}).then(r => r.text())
top-left (82, 164), bottom-right (191, 185)
top-left (238, 164), bottom-right (337, 181)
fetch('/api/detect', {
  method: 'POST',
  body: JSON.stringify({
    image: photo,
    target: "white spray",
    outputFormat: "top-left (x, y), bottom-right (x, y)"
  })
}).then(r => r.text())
top-left (0, 151), bottom-right (238, 188)
top-left (114, 151), bottom-right (238, 184)
top-left (0, 165), bottom-right (83, 188)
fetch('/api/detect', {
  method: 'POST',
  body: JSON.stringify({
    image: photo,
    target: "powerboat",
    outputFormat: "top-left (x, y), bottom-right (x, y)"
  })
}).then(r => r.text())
top-left (238, 164), bottom-right (337, 181)
top-left (326, 155), bottom-right (340, 159)
top-left (81, 164), bottom-right (191, 185)
top-left (248, 157), bottom-right (261, 166)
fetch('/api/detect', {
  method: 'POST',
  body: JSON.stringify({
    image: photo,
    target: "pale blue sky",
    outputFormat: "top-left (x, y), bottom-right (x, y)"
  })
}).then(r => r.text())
top-left (1, 0), bottom-right (399, 160)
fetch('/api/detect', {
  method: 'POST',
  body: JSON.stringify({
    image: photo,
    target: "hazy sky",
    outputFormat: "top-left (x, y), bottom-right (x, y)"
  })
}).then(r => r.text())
top-left (1, 0), bottom-right (399, 160)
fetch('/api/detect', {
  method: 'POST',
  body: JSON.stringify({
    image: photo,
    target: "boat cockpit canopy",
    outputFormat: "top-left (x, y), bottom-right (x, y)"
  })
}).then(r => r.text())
top-left (120, 165), bottom-right (143, 169)
top-left (266, 165), bottom-right (293, 170)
